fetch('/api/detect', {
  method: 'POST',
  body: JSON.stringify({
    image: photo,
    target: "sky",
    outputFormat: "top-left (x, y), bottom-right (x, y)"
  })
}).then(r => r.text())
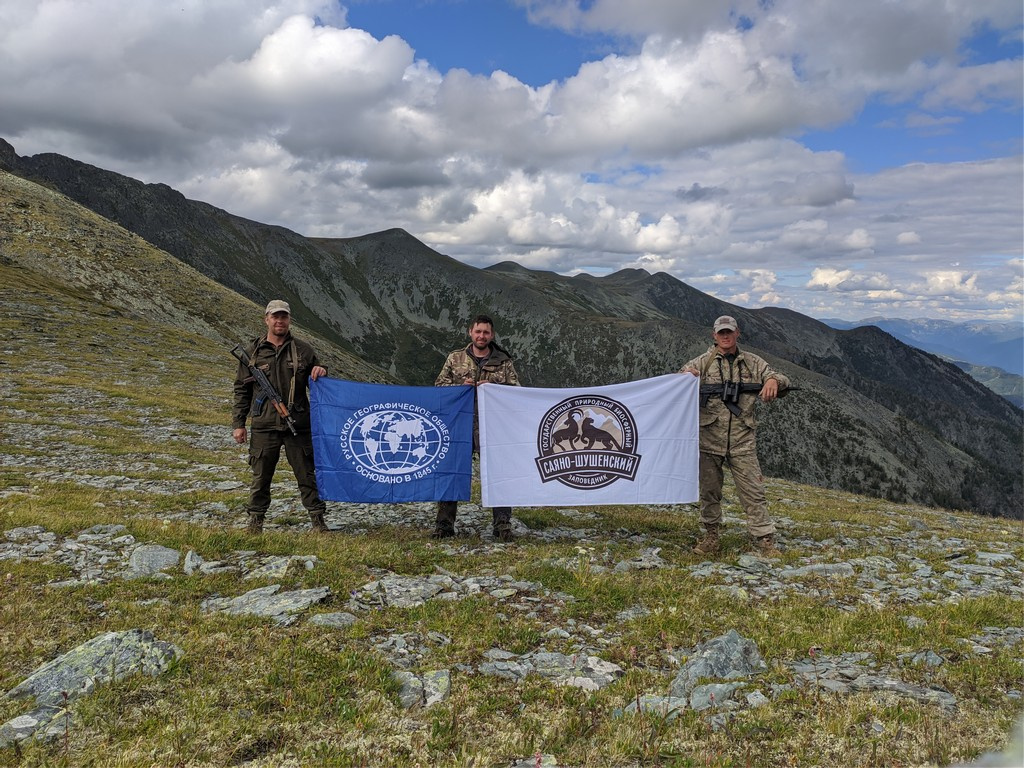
top-left (1, 0), bottom-right (1022, 324)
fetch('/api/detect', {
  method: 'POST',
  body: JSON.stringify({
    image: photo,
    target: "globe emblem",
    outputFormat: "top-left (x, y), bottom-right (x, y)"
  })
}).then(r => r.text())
top-left (348, 410), bottom-right (443, 475)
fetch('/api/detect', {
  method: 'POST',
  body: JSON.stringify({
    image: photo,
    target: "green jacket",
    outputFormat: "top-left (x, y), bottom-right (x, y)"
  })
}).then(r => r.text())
top-left (680, 345), bottom-right (789, 456)
top-left (232, 334), bottom-right (322, 432)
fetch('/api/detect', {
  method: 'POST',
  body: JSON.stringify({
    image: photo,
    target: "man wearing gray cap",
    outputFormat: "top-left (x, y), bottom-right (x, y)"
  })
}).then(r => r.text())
top-left (232, 300), bottom-right (329, 534)
top-left (679, 315), bottom-right (790, 557)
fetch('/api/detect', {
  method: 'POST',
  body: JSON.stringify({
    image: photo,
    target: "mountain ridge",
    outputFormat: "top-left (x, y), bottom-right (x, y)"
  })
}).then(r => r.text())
top-left (2, 139), bottom-right (1020, 519)
top-left (822, 315), bottom-right (1024, 378)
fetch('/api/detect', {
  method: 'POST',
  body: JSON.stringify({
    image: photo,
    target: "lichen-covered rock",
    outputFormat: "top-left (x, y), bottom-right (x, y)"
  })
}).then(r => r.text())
top-left (2, 629), bottom-right (182, 747)
top-left (669, 630), bottom-right (766, 698)
top-left (201, 584), bottom-right (331, 625)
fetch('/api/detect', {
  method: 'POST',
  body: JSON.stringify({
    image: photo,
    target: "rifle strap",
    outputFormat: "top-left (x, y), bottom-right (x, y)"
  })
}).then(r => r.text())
top-left (287, 340), bottom-right (297, 410)
top-left (252, 334), bottom-right (297, 409)
top-left (707, 349), bottom-right (753, 385)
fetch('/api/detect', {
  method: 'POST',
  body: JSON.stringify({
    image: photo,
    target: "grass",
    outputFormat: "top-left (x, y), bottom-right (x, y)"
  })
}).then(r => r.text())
top-left (0, 272), bottom-right (1021, 766)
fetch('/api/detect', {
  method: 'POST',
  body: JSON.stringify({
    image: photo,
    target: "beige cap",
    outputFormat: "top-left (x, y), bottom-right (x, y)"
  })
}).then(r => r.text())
top-left (713, 315), bottom-right (738, 332)
top-left (265, 300), bottom-right (291, 315)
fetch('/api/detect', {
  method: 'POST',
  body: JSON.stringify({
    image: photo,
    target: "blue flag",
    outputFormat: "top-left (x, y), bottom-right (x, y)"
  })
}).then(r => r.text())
top-left (310, 378), bottom-right (475, 503)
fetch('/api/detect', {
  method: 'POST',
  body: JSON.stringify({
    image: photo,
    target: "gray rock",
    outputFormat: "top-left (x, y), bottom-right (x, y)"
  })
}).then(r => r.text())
top-left (948, 563), bottom-right (1007, 577)
top-left (689, 682), bottom-right (745, 711)
top-left (125, 544), bottom-right (180, 577)
top-left (615, 605), bottom-right (651, 622)
top-left (613, 547), bottom-right (666, 572)
top-left (4, 526), bottom-right (49, 541)
top-left (2, 629), bottom-right (181, 746)
top-left (202, 585), bottom-right (331, 626)
top-left (478, 649), bottom-right (623, 691)
top-left (974, 551), bottom-right (1016, 566)
top-left (900, 650), bottom-right (945, 667)
top-left (848, 673), bottom-right (957, 711)
top-left (354, 574), bottom-right (453, 608)
top-left (780, 562), bottom-right (855, 579)
top-left (669, 630), bottom-right (766, 698)
top-left (309, 611), bottom-right (358, 628)
top-left (422, 669), bottom-right (451, 707)
top-left (0, 705), bottom-right (66, 748)
top-left (736, 554), bottom-right (774, 572)
top-left (393, 670), bottom-right (424, 709)
top-left (183, 550), bottom-right (204, 575)
top-left (746, 690), bottom-right (771, 708)
top-left (479, 659), bottom-right (532, 682)
top-left (243, 555), bottom-right (318, 580)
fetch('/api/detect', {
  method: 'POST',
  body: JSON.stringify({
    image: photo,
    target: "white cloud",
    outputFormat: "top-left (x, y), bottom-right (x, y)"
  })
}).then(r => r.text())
top-left (909, 270), bottom-right (983, 296)
top-left (0, 0), bottom-right (1019, 324)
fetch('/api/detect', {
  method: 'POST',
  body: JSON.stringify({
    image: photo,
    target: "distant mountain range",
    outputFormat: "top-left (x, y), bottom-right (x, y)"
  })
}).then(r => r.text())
top-left (2, 137), bottom-right (1021, 519)
top-left (821, 316), bottom-right (1023, 377)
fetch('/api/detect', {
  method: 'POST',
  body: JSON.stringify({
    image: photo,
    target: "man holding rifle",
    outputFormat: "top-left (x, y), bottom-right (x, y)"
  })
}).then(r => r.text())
top-left (232, 300), bottom-right (329, 534)
top-left (679, 315), bottom-right (790, 557)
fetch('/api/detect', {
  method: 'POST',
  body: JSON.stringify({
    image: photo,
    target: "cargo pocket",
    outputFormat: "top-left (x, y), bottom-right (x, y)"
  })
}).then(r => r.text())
top-left (699, 412), bottom-right (719, 428)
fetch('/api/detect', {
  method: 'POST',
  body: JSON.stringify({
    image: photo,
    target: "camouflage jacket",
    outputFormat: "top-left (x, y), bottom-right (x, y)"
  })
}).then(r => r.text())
top-left (232, 334), bottom-right (322, 432)
top-left (435, 345), bottom-right (520, 387)
top-left (679, 345), bottom-right (789, 456)
top-left (436, 344), bottom-right (520, 450)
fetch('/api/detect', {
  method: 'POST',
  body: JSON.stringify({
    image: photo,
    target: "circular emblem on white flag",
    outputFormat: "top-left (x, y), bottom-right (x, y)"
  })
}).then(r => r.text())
top-left (535, 395), bottom-right (641, 489)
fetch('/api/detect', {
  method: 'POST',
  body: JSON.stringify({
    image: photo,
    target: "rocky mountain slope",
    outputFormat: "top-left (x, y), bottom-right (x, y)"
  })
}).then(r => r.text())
top-left (823, 316), bottom-right (1024, 378)
top-left (0, 169), bottom-right (392, 385)
top-left (1, 139), bottom-right (1021, 519)
top-left (0, 252), bottom-right (1020, 766)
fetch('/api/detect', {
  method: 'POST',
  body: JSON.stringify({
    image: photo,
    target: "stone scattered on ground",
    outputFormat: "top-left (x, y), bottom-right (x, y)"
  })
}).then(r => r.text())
top-left (2, 497), bottom-right (1021, 756)
top-left (201, 585), bottom-right (331, 626)
top-left (1, 630), bottom-right (182, 747)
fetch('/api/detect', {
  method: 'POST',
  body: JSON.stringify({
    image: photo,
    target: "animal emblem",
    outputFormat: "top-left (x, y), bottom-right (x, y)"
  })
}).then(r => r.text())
top-left (580, 416), bottom-right (621, 451)
top-left (552, 409), bottom-right (583, 451)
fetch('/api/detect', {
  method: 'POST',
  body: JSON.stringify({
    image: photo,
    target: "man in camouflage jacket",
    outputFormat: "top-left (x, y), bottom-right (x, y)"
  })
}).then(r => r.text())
top-left (680, 315), bottom-right (790, 557)
top-left (434, 314), bottom-right (521, 541)
top-left (232, 300), bottom-right (329, 534)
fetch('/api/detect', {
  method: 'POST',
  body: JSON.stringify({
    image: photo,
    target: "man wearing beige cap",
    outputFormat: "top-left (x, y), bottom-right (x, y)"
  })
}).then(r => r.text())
top-left (679, 315), bottom-right (790, 557)
top-left (232, 300), bottom-right (329, 534)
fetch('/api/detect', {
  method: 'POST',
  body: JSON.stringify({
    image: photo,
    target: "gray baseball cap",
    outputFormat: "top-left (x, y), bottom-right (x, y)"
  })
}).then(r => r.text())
top-left (713, 315), bottom-right (738, 332)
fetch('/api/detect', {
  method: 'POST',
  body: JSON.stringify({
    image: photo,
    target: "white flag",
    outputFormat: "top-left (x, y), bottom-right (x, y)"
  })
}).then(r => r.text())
top-left (478, 374), bottom-right (699, 507)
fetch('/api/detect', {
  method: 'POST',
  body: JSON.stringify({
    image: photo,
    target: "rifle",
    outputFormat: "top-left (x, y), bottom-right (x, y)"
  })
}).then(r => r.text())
top-left (231, 343), bottom-right (298, 435)
top-left (699, 381), bottom-right (797, 416)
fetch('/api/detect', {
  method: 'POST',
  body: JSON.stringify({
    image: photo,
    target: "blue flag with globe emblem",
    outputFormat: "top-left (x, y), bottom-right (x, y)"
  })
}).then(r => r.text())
top-left (309, 378), bottom-right (475, 503)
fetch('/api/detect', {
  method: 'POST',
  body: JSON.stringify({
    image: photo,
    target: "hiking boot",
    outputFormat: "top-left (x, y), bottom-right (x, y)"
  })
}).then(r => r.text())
top-left (309, 511), bottom-right (330, 533)
top-left (491, 507), bottom-right (513, 542)
top-left (432, 501), bottom-right (458, 539)
top-left (692, 524), bottom-right (720, 555)
top-left (753, 534), bottom-right (780, 557)
top-left (246, 514), bottom-right (265, 535)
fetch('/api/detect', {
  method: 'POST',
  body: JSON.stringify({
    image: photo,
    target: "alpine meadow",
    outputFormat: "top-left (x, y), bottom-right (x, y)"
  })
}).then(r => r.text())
top-left (0, 144), bottom-right (1021, 767)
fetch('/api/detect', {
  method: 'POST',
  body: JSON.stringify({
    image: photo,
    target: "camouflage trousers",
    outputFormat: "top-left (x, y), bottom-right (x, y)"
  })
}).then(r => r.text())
top-left (246, 429), bottom-right (326, 516)
top-left (698, 451), bottom-right (775, 538)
